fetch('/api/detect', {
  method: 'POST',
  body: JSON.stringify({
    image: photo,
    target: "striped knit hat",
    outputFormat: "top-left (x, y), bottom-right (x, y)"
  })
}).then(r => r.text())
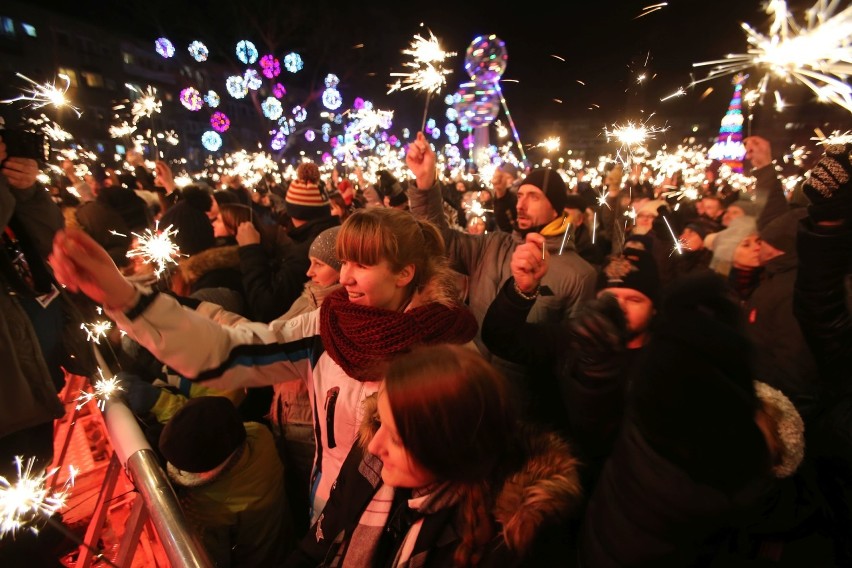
top-left (286, 162), bottom-right (331, 220)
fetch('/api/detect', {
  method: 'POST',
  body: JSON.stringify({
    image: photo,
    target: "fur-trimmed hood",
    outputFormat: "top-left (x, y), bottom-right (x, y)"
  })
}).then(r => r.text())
top-left (358, 394), bottom-right (583, 555)
top-left (179, 245), bottom-right (241, 286)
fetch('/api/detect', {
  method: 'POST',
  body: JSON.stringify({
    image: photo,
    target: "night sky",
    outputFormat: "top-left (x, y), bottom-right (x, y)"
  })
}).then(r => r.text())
top-left (28, 0), bottom-right (833, 141)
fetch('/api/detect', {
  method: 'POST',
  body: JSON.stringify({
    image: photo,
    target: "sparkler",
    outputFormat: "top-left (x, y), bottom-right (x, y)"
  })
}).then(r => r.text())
top-left (558, 221), bottom-right (572, 255)
top-left (76, 368), bottom-right (124, 411)
top-left (604, 117), bottom-right (668, 166)
top-left (1, 73), bottom-right (82, 117)
top-left (0, 456), bottom-right (76, 538)
top-left (126, 221), bottom-right (182, 278)
top-left (661, 215), bottom-right (683, 256)
top-left (692, 0), bottom-right (852, 113)
top-left (538, 136), bottom-right (561, 153)
top-left (389, 28), bottom-right (456, 130)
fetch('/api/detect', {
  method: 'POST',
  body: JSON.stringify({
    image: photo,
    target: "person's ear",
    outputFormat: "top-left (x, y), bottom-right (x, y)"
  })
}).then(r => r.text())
top-left (395, 264), bottom-right (415, 288)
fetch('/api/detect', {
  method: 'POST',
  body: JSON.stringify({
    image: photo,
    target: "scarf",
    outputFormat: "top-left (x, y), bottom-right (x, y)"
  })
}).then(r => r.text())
top-left (320, 287), bottom-right (478, 381)
top-left (341, 474), bottom-right (462, 568)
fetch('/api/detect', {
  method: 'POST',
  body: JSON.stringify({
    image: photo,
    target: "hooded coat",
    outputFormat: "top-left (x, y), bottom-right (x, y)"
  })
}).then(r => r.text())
top-left (283, 397), bottom-right (583, 568)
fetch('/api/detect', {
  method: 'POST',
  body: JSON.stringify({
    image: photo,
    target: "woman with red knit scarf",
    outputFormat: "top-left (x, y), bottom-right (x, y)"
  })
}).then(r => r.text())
top-left (50, 207), bottom-right (478, 537)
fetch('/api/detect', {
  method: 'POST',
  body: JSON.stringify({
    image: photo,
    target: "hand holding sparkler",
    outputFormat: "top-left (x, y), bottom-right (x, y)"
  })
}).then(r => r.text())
top-left (405, 131), bottom-right (437, 189)
top-left (0, 157), bottom-right (39, 190)
top-left (510, 233), bottom-right (549, 296)
top-left (50, 229), bottom-right (138, 311)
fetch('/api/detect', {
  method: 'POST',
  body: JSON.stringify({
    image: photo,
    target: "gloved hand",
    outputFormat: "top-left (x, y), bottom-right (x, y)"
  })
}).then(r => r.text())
top-left (118, 372), bottom-right (162, 415)
top-left (802, 142), bottom-right (852, 223)
top-left (568, 293), bottom-right (627, 382)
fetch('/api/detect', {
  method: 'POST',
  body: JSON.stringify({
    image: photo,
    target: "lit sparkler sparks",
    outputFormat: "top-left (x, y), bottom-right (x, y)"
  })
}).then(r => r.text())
top-left (126, 84), bottom-right (162, 124)
top-left (81, 320), bottom-right (112, 344)
top-left (1, 73), bottom-right (82, 117)
top-left (636, 2), bottom-right (668, 19)
top-left (692, 0), bottom-right (852, 113)
top-left (346, 107), bottom-right (394, 136)
top-left (660, 87), bottom-right (686, 101)
top-left (537, 136), bottom-right (561, 153)
top-left (661, 215), bottom-right (683, 256)
top-left (0, 456), bottom-right (76, 538)
top-left (388, 29), bottom-right (455, 95)
top-left (76, 368), bottom-right (124, 411)
top-left (604, 118), bottom-right (668, 165)
top-left (126, 221), bottom-right (181, 277)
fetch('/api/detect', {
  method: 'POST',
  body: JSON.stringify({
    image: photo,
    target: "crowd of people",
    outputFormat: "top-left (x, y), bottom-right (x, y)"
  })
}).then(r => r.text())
top-left (2, 128), bottom-right (851, 567)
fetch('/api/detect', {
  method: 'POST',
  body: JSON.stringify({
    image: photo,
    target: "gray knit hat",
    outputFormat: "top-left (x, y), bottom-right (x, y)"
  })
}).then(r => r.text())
top-left (708, 215), bottom-right (757, 270)
top-left (309, 226), bottom-right (342, 272)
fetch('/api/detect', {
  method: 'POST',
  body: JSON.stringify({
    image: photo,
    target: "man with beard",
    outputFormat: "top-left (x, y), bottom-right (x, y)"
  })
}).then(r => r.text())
top-left (406, 131), bottom-right (596, 423)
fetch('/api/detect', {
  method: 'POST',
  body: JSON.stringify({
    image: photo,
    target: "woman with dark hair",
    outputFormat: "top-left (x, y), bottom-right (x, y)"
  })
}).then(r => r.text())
top-left (50, 207), bottom-right (478, 534)
top-left (284, 344), bottom-right (583, 567)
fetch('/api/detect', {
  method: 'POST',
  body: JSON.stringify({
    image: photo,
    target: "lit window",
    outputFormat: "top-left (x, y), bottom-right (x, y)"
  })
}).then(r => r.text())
top-left (122, 52), bottom-right (135, 65)
top-left (58, 68), bottom-right (78, 88)
top-left (81, 72), bottom-right (104, 88)
top-left (21, 23), bottom-right (36, 37)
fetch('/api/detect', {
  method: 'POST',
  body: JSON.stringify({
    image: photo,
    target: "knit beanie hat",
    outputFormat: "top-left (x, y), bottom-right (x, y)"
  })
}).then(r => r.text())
top-left (564, 193), bottom-right (588, 211)
top-left (286, 164), bottom-right (331, 220)
top-left (684, 218), bottom-right (716, 240)
top-left (497, 162), bottom-right (520, 178)
top-left (632, 272), bottom-right (767, 493)
top-left (598, 242), bottom-right (660, 304)
top-left (159, 396), bottom-right (246, 474)
top-left (308, 225), bottom-right (342, 273)
top-left (707, 215), bottom-right (757, 265)
top-left (726, 198), bottom-right (760, 217)
top-left (758, 207), bottom-right (808, 255)
top-left (520, 168), bottom-right (568, 214)
top-left (159, 200), bottom-right (216, 256)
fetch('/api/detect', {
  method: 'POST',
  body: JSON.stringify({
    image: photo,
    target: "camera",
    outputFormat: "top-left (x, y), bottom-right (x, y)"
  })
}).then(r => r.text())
top-left (1, 129), bottom-right (46, 165)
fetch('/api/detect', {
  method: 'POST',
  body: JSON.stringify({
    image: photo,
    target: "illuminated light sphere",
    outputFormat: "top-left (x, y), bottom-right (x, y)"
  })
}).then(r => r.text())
top-left (259, 55), bottom-right (281, 78)
top-left (463, 134), bottom-right (474, 149)
top-left (446, 107), bottom-right (459, 121)
top-left (204, 90), bottom-right (220, 108)
top-left (277, 118), bottom-right (291, 135)
top-left (261, 97), bottom-right (283, 120)
top-left (358, 132), bottom-right (370, 145)
top-left (445, 123), bottom-right (458, 137)
top-left (322, 88), bottom-right (343, 110)
top-left (236, 40), bottom-right (258, 65)
top-left (444, 94), bottom-right (455, 105)
top-left (155, 37), bottom-right (175, 58)
top-left (353, 97), bottom-right (365, 110)
top-left (322, 134), bottom-right (330, 142)
top-left (210, 111), bottom-right (231, 133)
top-left (305, 130), bottom-right (316, 142)
top-left (324, 74), bottom-right (340, 89)
top-left (454, 81), bottom-right (500, 129)
top-left (332, 114), bottom-right (343, 125)
top-left (321, 152), bottom-right (332, 163)
top-left (201, 131), bottom-right (222, 151)
top-left (188, 41), bottom-right (208, 62)
top-left (283, 52), bottom-right (304, 73)
top-left (244, 69), bottom-right (263, 91)
top-left (464, 35), bottom-right (508, 82)
top-left (426, 118), bottom-right (436, 130)
top-left (330, 137), bottom-right (339, 148)
top-left (431, 128), bottom-right (441, 140)
top-left (321, 123), bottom-right (331, 135)
top-left (179, 87), bottom-right (204, 111)
top-left (402, 128), bottom-right (411, 139)
top-left (270, 128), bottom-right (287, 150)
top-left (389, 134), bottom-right (400, 145)
top-left (447, 132), bottom-right (460, 145)
top-left (272, 83), bottom-right (287, 99)
top-left (292, 105), bottom-right (307, 122)
top-left (225, 75), bottom-right (248, 99)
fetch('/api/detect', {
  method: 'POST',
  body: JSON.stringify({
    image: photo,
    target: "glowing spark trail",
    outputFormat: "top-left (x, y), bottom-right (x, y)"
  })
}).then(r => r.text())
top-left (126, 222), bottom-right (181, 277)
top-left (126, 85), bottom-right (162, 125)
top-left (693, 1), bottom-right (852, 113)
top-left (1, 73), bottom-right (82, 117)
top-left (662, 215), bottom-right (683, 256)
top-left (81, 320), bottom-right (112, 344)
top-left (604, 117), bottom-right (668, 165)
top-left (0, 456), bottom-right (76, 538)
top-left (76, 368), bottom-right (124, 411)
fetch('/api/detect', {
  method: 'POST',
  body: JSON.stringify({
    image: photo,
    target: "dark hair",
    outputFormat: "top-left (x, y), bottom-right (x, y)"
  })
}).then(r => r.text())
top-left (213, 188), bottom-right (242, 207)
top-left (218, 203), bottom-right (256, 236)
top-left (179, 184), bottom-right (213, 213)
top-left (328, 192), bottom-right (351, 222)
top-left (384, 344), bottom-right (515, 483)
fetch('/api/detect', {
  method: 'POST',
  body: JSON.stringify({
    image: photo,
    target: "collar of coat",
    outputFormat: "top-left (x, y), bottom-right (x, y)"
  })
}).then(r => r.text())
top-left (179, 245), bottom-right (241, 286)
top-left (356, 393), bottom-right (583, 556)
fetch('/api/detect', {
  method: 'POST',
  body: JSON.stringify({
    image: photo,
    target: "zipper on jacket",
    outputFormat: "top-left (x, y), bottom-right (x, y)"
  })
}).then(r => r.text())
top-left (324, 387), bottom-right (340, 449)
